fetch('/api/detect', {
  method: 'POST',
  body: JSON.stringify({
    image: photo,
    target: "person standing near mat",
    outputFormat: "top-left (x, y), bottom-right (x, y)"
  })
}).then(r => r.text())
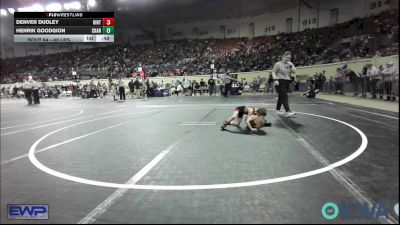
top-left (379, 60), bottom-right (397, 101)
top-left (22, 77), bottom-right (33, 105)
top-left (32, 78), bottom-right (40, 104)
top-left (272, 51), bottom-right (296, 117)
top-left (118, 77), bottom-right (126, 101)
top-left (222, 70), bottom-right (235, 97)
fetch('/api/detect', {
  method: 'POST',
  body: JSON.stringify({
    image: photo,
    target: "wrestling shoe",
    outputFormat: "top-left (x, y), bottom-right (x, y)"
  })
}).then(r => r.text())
top-left (284, 111), bottom-right (296, 117)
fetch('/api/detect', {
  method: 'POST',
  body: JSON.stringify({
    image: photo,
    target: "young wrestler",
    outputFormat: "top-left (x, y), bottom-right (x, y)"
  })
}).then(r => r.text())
top-left (221, 106), bottom-right (271, 132)
top-left (302, 84), bottom-right (319, 98)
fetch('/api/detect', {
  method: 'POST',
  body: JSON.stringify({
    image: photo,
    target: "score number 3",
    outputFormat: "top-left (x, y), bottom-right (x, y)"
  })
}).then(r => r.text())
top-left (102, 18), bottom-right (115, 26)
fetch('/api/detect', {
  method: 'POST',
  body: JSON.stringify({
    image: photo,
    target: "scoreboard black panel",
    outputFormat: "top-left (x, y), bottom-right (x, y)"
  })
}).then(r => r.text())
top-left (14, 12), bottom-right (114, 42)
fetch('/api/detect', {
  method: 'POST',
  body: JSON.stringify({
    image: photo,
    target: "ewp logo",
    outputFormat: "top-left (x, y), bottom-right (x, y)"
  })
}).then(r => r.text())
top-left (8, 204), bottom-right (48, 220)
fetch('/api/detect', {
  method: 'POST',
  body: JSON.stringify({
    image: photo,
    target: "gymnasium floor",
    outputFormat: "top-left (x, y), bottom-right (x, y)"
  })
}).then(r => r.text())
top-left (1, 94), bottom-right (399, 224)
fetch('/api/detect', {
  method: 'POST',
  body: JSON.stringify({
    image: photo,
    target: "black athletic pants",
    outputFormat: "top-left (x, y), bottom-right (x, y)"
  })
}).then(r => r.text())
top-left (119, 87), bottom-right (125, 100)
top-left (276, 79), bottom-right (291, 112)
top-left (224, 83), bottom-right (231, 97)
top-left (24, 89), bottom-right (33, 105)
top-left (33, 89), bottom-right (40, 104)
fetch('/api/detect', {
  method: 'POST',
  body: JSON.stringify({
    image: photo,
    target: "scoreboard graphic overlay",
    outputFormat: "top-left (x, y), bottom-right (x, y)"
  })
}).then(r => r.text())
top-left (14, 12), bottom-right (114, 42)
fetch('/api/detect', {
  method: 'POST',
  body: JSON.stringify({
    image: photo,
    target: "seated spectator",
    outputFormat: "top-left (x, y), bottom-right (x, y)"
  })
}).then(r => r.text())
top-left (303, 84), bottom-right (319, 98)
top-left (175, 82), bottom-right (183, 96)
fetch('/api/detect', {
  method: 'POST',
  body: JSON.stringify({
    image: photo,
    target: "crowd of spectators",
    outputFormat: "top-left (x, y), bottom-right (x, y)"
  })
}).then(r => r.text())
top-left (1, 9), bottom-right (398, 84)
top-left (2, 60), bottom-right (397, 101)
top-left (0, 73), bottom-right (269, 100)
top-left (322, 9), bottom-right (398, 63)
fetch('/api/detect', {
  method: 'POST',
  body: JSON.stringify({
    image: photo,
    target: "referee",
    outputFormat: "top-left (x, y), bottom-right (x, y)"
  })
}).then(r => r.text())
top-left (272, 51), bottom-right (296, 117)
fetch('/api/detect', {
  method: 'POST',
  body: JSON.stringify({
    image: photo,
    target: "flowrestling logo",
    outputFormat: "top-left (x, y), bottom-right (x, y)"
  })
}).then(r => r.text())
top-left (321, 202), bottom-right (398, 221)
top-left (8, 204), bottom-right (48, 220)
